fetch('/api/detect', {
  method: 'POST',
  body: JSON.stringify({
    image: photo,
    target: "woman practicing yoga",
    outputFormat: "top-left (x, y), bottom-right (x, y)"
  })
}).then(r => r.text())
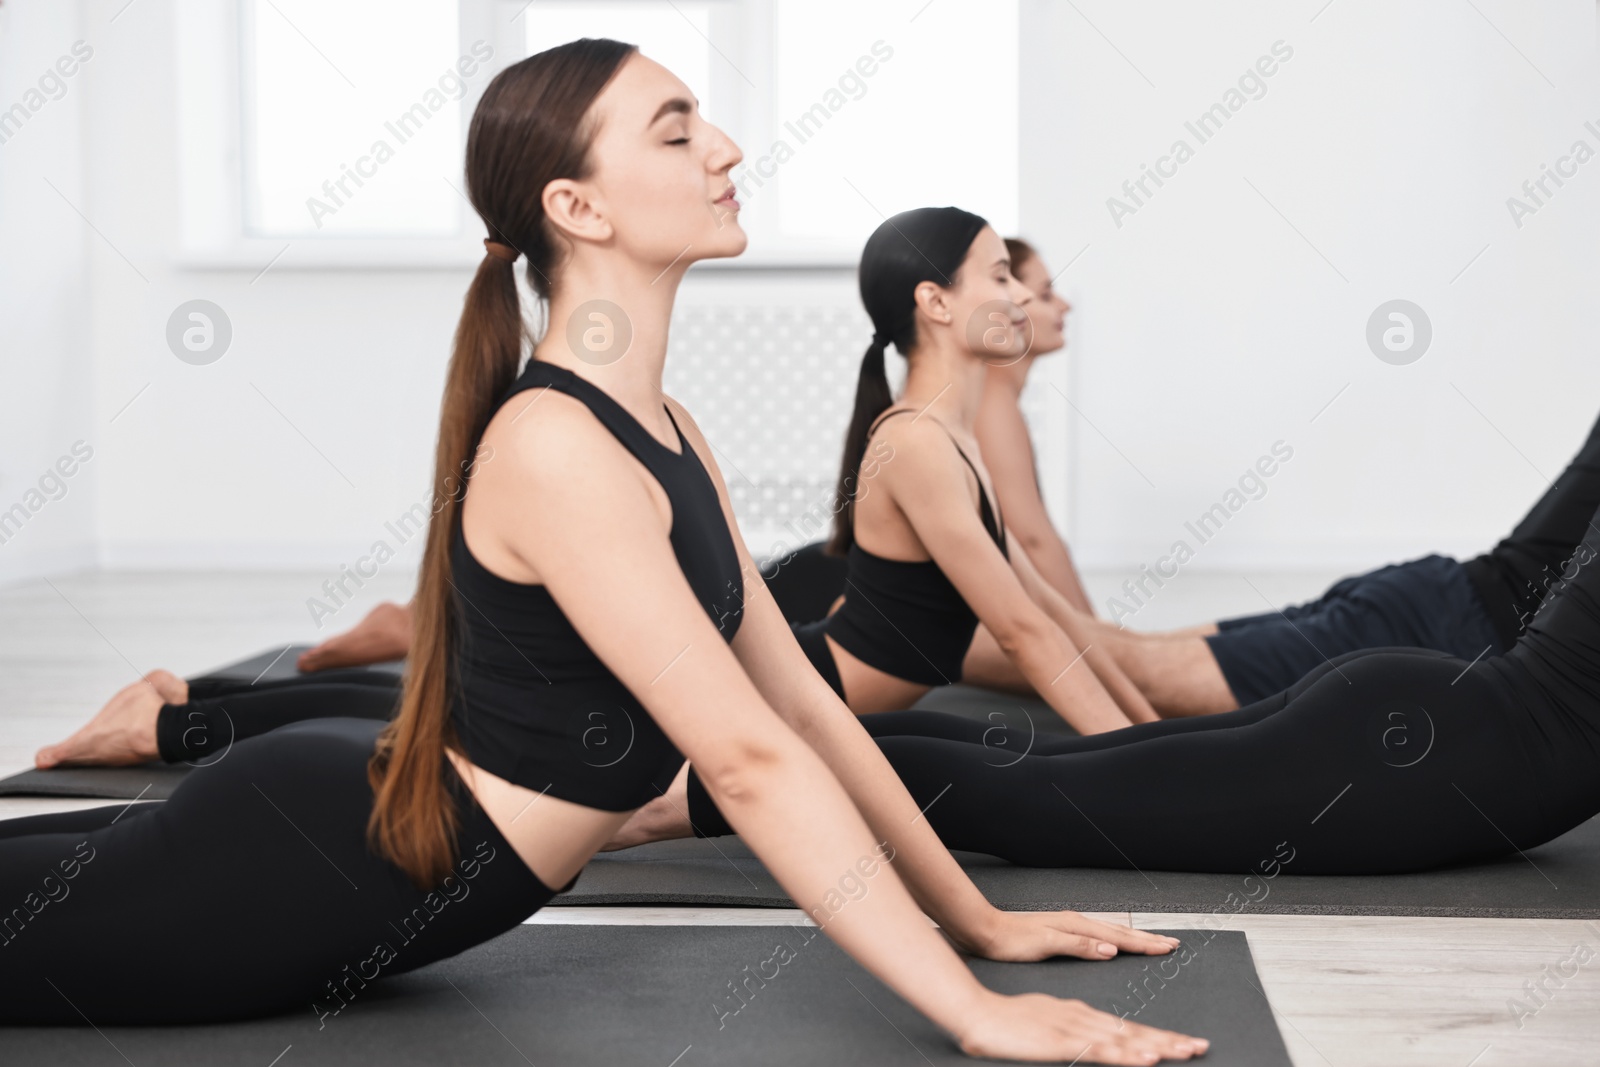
top-left (770, 243), bottom-right (1600, 722)
top-left (635, 487), bottom-right (1600, 878)
top-left (38, 217), bottom-right (1158, 772)
top-left (1084, 410), bottom-right (1600, 714)
top-left (759, 207), bottom-right (1151, 731)
top-left (2, 40), bottom-right (1209, 1064)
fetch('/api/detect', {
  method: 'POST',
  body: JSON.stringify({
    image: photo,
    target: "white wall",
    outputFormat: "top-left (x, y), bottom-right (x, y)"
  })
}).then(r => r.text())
top-left (5, 0), bottom-right (1599, 594)
top-left (1019, 0), bottom-right (1600, 593)
top-left (0, 0), bottom-right (98, 584)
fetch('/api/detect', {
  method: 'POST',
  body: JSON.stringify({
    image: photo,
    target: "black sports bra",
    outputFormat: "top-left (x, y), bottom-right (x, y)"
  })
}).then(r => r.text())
top-left (824, 407), bottom-right (1007, 687)
top-left (448, 360), bottom-right (744, 811)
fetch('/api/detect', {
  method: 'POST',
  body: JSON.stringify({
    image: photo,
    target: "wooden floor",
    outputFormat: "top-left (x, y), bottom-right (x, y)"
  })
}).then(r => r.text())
top-left (3, 569), bottom-right (1598, 1064)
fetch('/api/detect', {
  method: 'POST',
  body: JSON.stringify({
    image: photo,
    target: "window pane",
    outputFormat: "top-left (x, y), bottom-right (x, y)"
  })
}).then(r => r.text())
top-left (523, 1), bottom-right (712, 117)
top-left (766, 0), bottom-right (1017, 251)
top-left (244, 0), bottom-right (465, 237)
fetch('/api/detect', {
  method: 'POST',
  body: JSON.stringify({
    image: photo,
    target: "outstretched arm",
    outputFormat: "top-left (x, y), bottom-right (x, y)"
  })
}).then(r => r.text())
top-left (664, 403), bottom-right (1177, 967)
top-left (1006, 535), bottom-right (1159, 724)
top-left (885, 417), bottom-right (1136, 734)
top-left (500, 392), bottom-right (1203, 1064)
top-left (978, 390), bottom-right (1097, 615)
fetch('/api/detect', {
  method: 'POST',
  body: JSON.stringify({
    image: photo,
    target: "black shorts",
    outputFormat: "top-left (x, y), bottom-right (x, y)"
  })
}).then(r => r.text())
top-left (1206, 554), bottom-right (1505, 704)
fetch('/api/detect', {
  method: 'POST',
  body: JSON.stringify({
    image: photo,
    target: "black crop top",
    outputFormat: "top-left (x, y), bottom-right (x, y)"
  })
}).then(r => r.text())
top-left (448, 359), bottom-right (744, 811)
top-left (824, 407), bottom-right (1007, 687)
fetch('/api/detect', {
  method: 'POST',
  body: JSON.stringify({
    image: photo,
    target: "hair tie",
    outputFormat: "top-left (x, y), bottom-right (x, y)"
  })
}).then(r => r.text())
top-left (483, 238), bottom-right (520, 263)
top-left (871, 330), bottom-right (891, 349)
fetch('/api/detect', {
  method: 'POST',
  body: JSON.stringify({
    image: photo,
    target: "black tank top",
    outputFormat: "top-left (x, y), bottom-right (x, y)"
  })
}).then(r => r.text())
top-left (448, 359), bottom-right (744, 811)
top-left (824, 407), bottom-right (1007, 686)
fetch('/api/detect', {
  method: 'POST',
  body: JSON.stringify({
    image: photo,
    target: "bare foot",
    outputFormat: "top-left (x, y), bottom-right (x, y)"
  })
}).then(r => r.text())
top-left (144, 667), bottom-right (189, 705)
top-left (601, 786), bottom-right (695, 851)
top-left (298, 600), bottom-right (414, 672)
top-left (35, 672), bottom-right (171, 768)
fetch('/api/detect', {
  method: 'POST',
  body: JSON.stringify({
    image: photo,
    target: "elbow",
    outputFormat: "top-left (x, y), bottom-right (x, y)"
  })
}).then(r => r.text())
top-left (1012, 527), bottom-right (1049, 555)
top-left (695, 736), bottom-right (790, 808)
top-left (988, 607), bottom-right (1052, 661)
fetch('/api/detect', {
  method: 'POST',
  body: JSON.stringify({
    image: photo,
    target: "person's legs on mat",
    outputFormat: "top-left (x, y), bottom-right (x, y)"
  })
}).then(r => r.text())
top-left (0, 718), bottom-right (553, 1025)
top-left (294, 599), bottom-right (414, 673)
top-left (669, 501), bottom-right (1600, 876)
top-left (1463, 409), bottom-right (1600, 647)
top-left (37, 675), bottom-right (402, 768)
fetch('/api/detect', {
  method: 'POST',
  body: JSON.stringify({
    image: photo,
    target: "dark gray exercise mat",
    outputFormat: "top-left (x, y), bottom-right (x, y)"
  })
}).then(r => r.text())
top-left (556, 815), bottom-right (1600, 919)
top-left (0, 762), bottom-right (190, 800)
top-left (190, 643), bottom-right (406, 686)
top-left (0, 925), bottom-right (1287, 1067)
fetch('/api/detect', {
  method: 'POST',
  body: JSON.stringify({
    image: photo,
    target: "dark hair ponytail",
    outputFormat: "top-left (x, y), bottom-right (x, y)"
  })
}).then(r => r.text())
top-left (826, 206), bottom-right (988, 555)
top-left (367, 38), bottom-right (638, 889)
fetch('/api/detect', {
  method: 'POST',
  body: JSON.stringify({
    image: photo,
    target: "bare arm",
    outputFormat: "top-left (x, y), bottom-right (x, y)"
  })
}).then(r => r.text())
top-left (486, 393), bottom-right (1201, 1063)
top-left (977, 395), bottom-right (1096, 615)
top-left (667, 402), bottom-right (1177, 964)
top-left (879, 418), bottom-right (1134, 735)
top-left (1005, 533), bottom-right (1159, 724)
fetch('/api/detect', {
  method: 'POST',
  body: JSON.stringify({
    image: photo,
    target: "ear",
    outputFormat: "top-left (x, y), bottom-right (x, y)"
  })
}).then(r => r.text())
top-left (542, 177), bottom-right (613, 245)
top-left (911, 279), bottom-right (954, 327)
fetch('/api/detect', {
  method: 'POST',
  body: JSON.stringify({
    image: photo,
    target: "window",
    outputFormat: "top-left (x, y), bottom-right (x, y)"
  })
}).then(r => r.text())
top-left (241, 0), bottom-right (468, 237)
top-left (178, 0), bottom-right (1016, 267)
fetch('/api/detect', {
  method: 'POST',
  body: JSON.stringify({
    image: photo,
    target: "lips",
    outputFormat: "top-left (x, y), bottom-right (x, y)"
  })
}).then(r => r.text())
top-left (714, 185), bottom-right (739, 209)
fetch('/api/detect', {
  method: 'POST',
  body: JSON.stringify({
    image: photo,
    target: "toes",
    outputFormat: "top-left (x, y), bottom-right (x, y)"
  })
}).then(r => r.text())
top-left (144, 669), bottom-right (188, 704)
top-left (34, 745), bottom-right (61, 769)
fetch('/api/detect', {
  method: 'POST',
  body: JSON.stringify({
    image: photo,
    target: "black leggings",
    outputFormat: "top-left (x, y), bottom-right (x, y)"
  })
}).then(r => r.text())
top-left (157, 668), bottom-right (401, 762)
top-left (686, 505), bottom-right (1600, 875)
top-left (0, 717), bottom-right (561, 1025)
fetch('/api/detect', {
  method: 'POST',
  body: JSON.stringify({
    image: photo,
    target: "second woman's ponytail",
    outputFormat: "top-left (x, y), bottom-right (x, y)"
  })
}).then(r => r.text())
top-left (827, 334), bottom-right (896, 555)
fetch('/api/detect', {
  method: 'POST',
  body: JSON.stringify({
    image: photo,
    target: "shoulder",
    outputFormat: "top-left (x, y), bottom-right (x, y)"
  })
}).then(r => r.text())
top-left (478, 383), bottom-right (638, 490)
top-left (867, 409), bottom-right (964, 486)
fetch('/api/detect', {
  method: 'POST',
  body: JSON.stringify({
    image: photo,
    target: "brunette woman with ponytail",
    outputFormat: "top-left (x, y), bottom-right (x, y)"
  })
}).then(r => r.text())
top-left (765, 209), bottom-right (1156, 734)
top-left (0, 41), bottom-right (1206, 1064)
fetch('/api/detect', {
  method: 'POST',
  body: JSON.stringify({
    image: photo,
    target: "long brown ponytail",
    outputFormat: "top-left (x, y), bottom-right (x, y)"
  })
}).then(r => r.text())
top-left (368, 38), bottom-right (638, 888)
top-left (826, 206), bottom-right (989, 556)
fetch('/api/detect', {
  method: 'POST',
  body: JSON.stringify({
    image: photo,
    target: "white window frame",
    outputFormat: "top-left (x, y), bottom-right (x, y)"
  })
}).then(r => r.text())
top-left (175, 0), bottom-right (1008, 271)
top-left (175, 0), bottom-right (511, 270)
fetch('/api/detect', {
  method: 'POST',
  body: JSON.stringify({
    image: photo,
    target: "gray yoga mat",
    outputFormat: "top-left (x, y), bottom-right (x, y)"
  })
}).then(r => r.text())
top-left (556, 815), bottom-right (1600, 919)
top-left (189, 643), bottom-right (406, 686)
top-left (0, 925), bottom-right (1287, 1066)
top-left (0, 762), bottom-right (190, 800)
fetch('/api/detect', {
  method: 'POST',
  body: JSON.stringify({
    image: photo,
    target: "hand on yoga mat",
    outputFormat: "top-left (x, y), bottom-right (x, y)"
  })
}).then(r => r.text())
top-left (955, 990), bottom-right (1209, 1064)
top-left (952, 908), bottom-right (1184, 963)
top-left (297, 600), bottom-right (413, 672)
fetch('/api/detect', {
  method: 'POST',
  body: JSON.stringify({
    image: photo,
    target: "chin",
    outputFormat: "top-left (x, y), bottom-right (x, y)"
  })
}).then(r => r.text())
top-left (704, 226), bottom-right (749, 259)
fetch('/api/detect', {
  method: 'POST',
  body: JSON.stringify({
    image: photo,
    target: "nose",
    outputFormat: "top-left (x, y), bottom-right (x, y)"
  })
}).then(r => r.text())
top-left (705, 121), bottom-right (743, 174)
top-left (1008, 275), bottom-right (1034, 308)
